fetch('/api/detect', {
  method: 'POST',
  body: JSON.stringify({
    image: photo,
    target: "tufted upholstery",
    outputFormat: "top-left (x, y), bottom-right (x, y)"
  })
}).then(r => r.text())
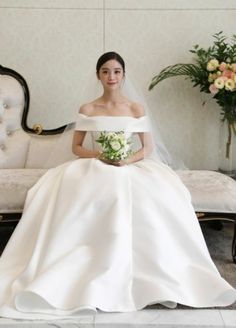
top-left (0, 67), bottom-right (66, 215)
top-left (0, 75), bottom-right (31, 169)
top-left (0, 66), bottom-right (77, 216)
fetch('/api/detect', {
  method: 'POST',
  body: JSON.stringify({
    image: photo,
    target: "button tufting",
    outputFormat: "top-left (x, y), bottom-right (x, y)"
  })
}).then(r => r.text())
top-left (0, 144), bottom-right (5, 150)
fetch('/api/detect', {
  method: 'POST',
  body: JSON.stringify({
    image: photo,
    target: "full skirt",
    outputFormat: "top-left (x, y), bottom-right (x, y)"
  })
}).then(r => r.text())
top-left (0, 158), bottom-right (235, 319)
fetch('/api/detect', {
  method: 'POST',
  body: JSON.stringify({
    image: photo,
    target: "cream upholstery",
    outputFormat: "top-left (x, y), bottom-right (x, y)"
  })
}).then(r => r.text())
top-left (177, 170), bottom-right (236, 213)
top-left (0, 168), bottom-right (46, 213)
top-left (25, 134), bottom-right (61, 168)
top-left (0, 75), bottom-right (30, 169)
top-left (0, 67), bottom-right (77, 215)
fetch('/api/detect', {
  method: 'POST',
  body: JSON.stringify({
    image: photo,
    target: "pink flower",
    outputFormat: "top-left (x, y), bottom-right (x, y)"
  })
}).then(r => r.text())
top-left (219, 62), bottom-right (227, 71)
top-left (231, 63), bottom-right (236, 72)
top-left (231, 72), bottom-right (236, 79)
top-left (209, 84), bottom-right (219, 95)
top-left (222, 70), bottom-right (232, 78)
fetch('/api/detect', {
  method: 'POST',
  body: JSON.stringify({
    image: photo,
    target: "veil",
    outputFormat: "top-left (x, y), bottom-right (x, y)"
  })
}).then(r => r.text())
top-left (43, 72), bottom-right (186, 170)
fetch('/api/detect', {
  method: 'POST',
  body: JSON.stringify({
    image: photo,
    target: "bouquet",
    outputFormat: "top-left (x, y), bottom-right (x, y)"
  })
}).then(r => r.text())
top-left (149, 32), bottom-right (236, 158)
top-left (96, 131), bottom-right (133, 161)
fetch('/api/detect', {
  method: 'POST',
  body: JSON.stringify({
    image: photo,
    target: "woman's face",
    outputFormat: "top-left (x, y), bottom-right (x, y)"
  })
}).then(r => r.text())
top-left (97, 59), bottom-right (124, 90)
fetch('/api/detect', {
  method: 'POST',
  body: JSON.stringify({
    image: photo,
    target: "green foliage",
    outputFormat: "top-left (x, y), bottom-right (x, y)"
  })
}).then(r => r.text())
top-left (149, 32), bottom-right (236, 125)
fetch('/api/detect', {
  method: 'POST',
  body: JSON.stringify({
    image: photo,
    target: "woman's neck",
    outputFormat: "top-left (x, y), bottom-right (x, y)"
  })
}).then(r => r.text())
top-left (101, 89), bottom-right (125, 104)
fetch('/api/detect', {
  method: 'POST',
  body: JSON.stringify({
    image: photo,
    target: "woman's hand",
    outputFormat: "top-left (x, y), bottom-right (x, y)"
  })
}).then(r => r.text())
top-left (97, 154), bottom-right (128, 166)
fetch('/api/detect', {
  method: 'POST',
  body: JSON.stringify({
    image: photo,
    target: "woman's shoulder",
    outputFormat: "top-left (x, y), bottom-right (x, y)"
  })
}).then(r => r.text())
top-left (79, 103), bottom-right (95, 116)
top-left (129, 102), bottom-right (145, 118)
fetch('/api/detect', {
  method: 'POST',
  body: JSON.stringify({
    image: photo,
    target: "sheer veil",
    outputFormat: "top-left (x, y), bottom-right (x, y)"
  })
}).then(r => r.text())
top-left (43, 72), bottom-right (186, 170)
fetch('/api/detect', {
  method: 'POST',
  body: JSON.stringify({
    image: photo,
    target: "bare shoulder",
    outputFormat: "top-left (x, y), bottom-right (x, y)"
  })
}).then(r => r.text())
top-left (130, 102), bottom-right (145, 118)
top-left (79, 103), bottom-right (95, 116)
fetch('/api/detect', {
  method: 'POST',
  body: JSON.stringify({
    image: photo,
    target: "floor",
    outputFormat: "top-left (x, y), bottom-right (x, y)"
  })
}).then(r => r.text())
top-left (0, 309), bottom-right (236, 327)
top-left (0, 226), bottom-right (235, 327)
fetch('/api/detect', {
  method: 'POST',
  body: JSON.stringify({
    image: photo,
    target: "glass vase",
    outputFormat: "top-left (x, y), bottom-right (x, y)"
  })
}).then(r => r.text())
top-left (218, 120), bottom-right (236, 177)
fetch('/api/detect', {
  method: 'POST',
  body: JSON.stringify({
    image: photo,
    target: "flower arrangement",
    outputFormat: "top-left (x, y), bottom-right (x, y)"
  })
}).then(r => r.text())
top-left (96, 131), bottom-right (133, 161)
top-left (149, 32), bottom-right (236, 159)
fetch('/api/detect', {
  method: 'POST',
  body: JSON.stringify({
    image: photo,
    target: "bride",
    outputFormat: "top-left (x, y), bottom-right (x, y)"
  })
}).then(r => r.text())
top-left (0, 51), bottom-right (235, 319)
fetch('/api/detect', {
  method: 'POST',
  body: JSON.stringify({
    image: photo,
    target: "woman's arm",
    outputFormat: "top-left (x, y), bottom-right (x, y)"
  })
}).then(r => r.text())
top-left (125, 132), bottom-right (153, 165)
top-left (72, 131), bottom-right (100, 158)
top-left (111, 132), bottom-right (153, 167)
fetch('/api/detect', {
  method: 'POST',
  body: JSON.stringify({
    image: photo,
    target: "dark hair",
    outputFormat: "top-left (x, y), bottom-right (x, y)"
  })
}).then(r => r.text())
top-left (96, 51), bottom-right (125, 73)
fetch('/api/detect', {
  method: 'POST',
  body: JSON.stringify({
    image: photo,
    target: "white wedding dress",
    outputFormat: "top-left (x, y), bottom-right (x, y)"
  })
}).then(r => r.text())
top-left (0, 114), bottom-right (235, 319)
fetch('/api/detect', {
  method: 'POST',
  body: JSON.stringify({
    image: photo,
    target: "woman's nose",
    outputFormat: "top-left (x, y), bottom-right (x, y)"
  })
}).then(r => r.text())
top-left (108, 71), bottom-right (114, 80)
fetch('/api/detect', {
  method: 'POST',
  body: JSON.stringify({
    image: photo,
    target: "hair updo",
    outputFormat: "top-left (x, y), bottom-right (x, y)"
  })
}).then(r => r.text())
top-left (96, 52), bottom-right (125, 74)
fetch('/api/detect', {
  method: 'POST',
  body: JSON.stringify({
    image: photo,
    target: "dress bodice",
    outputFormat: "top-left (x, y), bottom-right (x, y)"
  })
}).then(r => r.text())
top-left (75, 113), bottom-right (150, 151)
top-left (75, 113), bottom-right (150, 133)
top-left (75, 113), bottom-right (151, 152)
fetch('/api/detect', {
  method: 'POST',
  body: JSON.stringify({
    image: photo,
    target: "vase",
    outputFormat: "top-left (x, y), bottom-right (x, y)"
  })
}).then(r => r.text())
top-left (218, 119), bottom-right (236, 177)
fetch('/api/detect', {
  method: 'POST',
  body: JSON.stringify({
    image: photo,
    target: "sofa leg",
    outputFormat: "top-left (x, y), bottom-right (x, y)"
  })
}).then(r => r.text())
top-left (232, 219), bottom-right (236, 264)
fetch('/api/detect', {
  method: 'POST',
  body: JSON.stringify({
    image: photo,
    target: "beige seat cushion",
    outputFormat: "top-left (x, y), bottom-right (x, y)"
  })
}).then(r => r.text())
top-left (177, 170), bottom-right (236, 213)
top-left (1, 168), bottom-right (236, 215)
top-left (0, 169), bottom-right (47, 213)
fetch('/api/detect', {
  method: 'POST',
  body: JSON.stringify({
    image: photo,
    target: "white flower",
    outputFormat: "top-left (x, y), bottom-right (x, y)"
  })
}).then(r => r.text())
top-left (109, 140), bottom-right (121, 151)
top-left (225, 79), bottom-right (235, 91)
top-left (96, 130), bottom-right (133, 161)
top-left (214, 77), bottom-right (225, 89)
top-left (207, 59), bottom-right (219, 71)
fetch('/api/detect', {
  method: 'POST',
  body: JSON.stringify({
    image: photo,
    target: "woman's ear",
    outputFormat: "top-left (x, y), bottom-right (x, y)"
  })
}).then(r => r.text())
top-left (96, 72), bottom-right (100, 80)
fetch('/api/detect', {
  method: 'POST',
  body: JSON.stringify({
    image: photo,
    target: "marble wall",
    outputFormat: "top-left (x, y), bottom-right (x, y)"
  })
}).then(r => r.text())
top-left (0, 0), bottom-right (236, 169)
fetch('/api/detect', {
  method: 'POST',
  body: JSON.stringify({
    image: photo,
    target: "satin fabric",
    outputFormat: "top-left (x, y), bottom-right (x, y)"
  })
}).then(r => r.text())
top-left (0, 115), bottom-right (235, 319)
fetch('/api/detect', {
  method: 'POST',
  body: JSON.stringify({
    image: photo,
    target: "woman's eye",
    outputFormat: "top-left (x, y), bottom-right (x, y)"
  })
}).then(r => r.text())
top-left (115, 71), bottom-right (121, 74)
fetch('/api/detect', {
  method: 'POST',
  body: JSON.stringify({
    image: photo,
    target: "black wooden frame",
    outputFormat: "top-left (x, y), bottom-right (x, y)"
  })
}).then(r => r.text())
top-left (0, 64), bottom-right (67, 135)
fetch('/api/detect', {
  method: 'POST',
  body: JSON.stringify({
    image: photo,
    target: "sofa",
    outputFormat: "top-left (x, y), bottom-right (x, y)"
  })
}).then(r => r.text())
top-left (0, 65), bottom-right (236, 262)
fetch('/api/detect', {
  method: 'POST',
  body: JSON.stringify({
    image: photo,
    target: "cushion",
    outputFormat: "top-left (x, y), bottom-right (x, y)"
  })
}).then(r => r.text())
top-left (25, 129), bottom-right (77, 169)
top-left (0, 169), bottom-right (47, 212)
top-left (0, 130), bottom-right (30, 169)
top-left (177, 170), bottom-right (236, 213)
top-left (25, 135), bottom-right (60, 168)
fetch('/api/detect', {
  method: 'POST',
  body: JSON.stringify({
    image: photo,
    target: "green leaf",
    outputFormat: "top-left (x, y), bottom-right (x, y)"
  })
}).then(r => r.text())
top-left (148, 63), bottom-right (203, 90)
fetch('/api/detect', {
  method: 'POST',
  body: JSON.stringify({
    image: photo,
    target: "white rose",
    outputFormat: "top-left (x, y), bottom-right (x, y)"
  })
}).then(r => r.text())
top-left (214, 77), bottom-right (225, 89)
top-left (207, 59), bottom-right (219, 71)
top-left (225, 79), bottom-right (235, 91)
top-left (110, 141), bottom-right (121, 151)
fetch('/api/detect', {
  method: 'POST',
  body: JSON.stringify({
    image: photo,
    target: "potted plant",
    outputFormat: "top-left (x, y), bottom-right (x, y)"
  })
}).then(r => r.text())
top-left (149, 32), bottom-right (236, 175)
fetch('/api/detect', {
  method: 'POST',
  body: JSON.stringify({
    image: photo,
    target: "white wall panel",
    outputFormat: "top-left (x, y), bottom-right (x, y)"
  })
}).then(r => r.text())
top-left (105, 8), bottom-right (236, 169)
top-left (0, 6), bottom-right (103, 129)
top-left (0, 0), bottom-right (235, 168)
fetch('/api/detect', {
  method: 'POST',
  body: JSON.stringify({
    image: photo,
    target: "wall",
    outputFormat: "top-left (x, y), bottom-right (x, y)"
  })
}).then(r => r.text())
top-left (0, 0), bottom-right (236, 169)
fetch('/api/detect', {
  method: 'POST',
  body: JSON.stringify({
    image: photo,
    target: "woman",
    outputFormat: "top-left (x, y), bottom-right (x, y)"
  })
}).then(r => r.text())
top-left (0, 52), bottom-right (235, 319)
